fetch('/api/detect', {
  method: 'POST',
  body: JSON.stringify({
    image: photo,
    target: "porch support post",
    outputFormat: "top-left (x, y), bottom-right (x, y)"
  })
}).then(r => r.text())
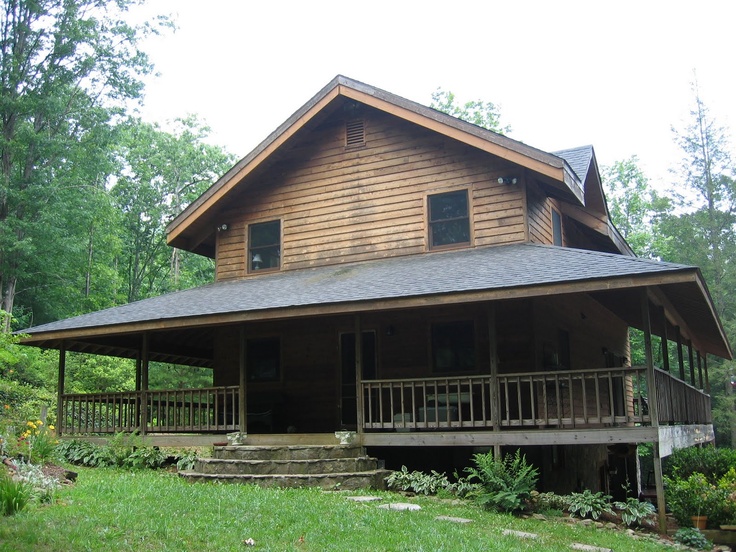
top-left (676, 327), bottom-right (685, 381)
top-left (659, 306), bottom-right (670, 374)
top-left (134, 354), bottom-right (141, 431)
top-left (140, 333), bottom-right (149, 435)
top-left (641, 290), bottom-right (666, 533)
top-left (56, 342), bottom-right (66, 436)
top-left (239, 325), bottom-right (247, 435)
top-left (704, 354), bottom-right (710, 394)
top-left (687, 340), bottom-right (696, 387)
top-left (697, 351), bottom-right (704, 390)
top-left (354, 315), bottom-right (364, 434)
top-left (488, 304), bottom-right (501, 459)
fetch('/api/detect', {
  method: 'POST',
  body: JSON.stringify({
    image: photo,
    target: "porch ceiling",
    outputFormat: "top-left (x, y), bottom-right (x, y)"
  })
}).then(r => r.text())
top-left (18, 243), bottom-right (731, 360)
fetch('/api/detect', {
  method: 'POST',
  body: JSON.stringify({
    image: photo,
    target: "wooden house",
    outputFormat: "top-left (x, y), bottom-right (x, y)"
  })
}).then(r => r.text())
top-left (19, 77), bottom-right (730, 520)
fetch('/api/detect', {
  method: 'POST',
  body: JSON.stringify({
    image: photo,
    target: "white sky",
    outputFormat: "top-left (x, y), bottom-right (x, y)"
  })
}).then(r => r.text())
top-left (137, 0), bottom-right (736, 190)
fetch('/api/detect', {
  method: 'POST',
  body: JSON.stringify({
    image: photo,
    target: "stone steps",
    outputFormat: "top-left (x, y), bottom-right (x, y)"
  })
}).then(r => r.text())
top-left (179, 444), bottom-right (389, 490)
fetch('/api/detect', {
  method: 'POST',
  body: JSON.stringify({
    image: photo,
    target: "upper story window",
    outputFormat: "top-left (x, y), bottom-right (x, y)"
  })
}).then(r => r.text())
top-left (428, 190), bottom-right (470, 249)
top-left (249, 220), bottom-right (280, 272)
top-left (551, 208), bottom-right (562, 246)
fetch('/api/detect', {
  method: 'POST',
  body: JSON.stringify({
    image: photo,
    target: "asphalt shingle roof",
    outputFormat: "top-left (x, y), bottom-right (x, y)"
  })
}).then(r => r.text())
top-left (22, 244), bottom-right (694, 336)
top-left (554, 146), bottom-right (594, 182)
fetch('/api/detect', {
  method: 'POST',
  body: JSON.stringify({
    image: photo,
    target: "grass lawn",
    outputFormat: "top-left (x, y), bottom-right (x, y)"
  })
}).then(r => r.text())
top-left (0, 467), bottom-right (675, 551)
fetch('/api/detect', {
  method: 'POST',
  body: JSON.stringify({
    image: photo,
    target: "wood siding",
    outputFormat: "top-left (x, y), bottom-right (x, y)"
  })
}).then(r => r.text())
top-left (215, 109), bottom-right (526, 281)
top-left (527, 181), bottom-right (555, 245)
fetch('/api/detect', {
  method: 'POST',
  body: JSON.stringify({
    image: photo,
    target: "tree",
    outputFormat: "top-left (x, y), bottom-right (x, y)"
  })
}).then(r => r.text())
top-left (0, 0), bottom-right (171, 331)
top-left (112, 116), bottom-right (234, 302)
top-left (430, 89), bottom-right (510, 134)
top-left (660, 82), bottom-right (736, 446)
top-left (602, 156), bottom-right (671, 258)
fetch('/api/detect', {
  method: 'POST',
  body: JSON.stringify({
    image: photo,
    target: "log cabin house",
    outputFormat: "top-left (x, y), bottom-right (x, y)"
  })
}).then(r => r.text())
top-left (18, 76), bottom-right (731, 520)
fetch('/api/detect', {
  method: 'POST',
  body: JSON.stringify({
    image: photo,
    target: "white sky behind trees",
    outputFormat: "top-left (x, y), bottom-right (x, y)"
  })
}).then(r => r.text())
top-left (137, 0), bottom-right (735, 191)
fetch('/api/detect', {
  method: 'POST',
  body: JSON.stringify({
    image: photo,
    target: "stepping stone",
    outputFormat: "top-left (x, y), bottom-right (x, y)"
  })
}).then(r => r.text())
top-left (378, 503), bottom-right (421, 511)
top-left (346, 496), bottom-right (382, 502)
top-left (502, 529), bottom-right (539, 539)
top-left (570, 544), bottom-right (612, 552)
top-left (436, 515), bottom-right (472, 524)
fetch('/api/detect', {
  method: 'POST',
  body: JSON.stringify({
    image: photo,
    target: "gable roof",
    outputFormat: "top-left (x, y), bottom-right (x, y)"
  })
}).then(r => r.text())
top-left (21, 243), bottom-right (730, 359)
top-left (166, 75), bottom-right (585, 257)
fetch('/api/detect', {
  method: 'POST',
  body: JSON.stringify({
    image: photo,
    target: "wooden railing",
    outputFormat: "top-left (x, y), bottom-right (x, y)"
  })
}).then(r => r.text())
top-left (361, 367), bottom-right (654, 431)
top-left (654, 368), bottom-right (711, 425)
top-left (59, 386), bottom-right (239, 435)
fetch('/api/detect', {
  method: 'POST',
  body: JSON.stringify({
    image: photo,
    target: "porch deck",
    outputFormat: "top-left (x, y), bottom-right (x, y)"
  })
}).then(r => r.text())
top-left (59, 366), bottom-right (710, 443)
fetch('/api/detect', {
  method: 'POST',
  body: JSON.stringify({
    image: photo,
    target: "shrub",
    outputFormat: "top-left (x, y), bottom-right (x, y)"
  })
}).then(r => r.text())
top-left (123, 446), bottom-right (166, 469)
top-left (567, 490), bottom-right (613, 520)
top-left (665, 472), bottom-right (725, 527)
top-left (0, 470), bottom-right (31, 515)
top-left (664, 446), bottom-right (736, 482)
top-left (385, 465), bottom-right (451, 495)
top-left (613, 496), bottom-right (655, 527)
top-left (673, 527), bottom-right (712, 550)
top-left (528, 491), bottom-right (569, 514)
top-left (175, 449), bottom-right (199, 471)
top-left (464, 449), bottom-right (539, 512)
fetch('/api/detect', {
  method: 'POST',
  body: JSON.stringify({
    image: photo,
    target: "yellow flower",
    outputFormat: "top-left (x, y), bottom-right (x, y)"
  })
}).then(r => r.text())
top-left (27, 421), bottom-right (36, 429)
top-left (49, 425), bottom-right (55, 431)
top-left (36, 420), bottom-right (43, 426)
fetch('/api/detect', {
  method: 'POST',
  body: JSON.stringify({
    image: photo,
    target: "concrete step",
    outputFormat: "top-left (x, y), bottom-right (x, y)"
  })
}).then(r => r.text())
top-left (178, 469), bottom-right (391, 490)
top-left (213, 444), bottom-right (364, 461)
top-left (193, 456), bottom-right (380, 475)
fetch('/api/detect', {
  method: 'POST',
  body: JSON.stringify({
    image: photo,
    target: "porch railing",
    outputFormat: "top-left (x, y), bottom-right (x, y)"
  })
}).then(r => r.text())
top-left (59, 386), bottom-right (240, 435)
top-left (360, 366), bottom-right (711, 431)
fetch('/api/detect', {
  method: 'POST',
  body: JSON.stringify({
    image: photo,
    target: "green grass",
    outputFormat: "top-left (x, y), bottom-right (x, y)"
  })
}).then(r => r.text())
top-left (0, 468), bottom-right (673, 551)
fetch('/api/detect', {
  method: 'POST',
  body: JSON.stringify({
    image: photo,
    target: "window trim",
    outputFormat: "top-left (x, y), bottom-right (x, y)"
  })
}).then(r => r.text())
top-left (426, 189), bottom-right (472, 251)
top-left (551, 207), bottom-right (563, 246)
top-left (247, 219), bottom-right (282, 274)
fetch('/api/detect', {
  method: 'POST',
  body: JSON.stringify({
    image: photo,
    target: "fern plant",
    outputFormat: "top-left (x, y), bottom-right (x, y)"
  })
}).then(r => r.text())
top-left (464, 449), bottom-right (539, 512)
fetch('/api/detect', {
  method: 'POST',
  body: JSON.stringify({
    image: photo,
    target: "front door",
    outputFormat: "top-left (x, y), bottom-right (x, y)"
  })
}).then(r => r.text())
top-left (339, 331), bottom-right (376, 428)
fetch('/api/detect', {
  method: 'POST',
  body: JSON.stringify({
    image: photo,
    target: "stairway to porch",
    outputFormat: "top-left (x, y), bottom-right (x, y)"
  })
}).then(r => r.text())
top-left (179, 444), bottom-right (391, 490)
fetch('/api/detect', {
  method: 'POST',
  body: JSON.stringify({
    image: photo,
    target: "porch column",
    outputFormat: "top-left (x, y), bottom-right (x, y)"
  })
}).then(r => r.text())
top-left (134, 354), bottom-right (142, 431)
top-left (641, 290), bottom-right (666, 533)
top-left (697, 351), bottom-right (704, 390)
top-left (140, 333), bottom-right (149, 435)
top-left (56, 342), bottom-right (66, 436)
top-left (676, 327), bottom-right (685, 381)
top-left (354, 315), bottom-right (364, 434)
top-left (704, 355), bottom-right (710, 395)
top-left (487, 304), bottom-right (501, 458)
top-left (239, 326), bottom-right (247, 434)
top-left (658, 306), bottom-right (670, 374)
top-left (687, 340), bottom-right (696, 387)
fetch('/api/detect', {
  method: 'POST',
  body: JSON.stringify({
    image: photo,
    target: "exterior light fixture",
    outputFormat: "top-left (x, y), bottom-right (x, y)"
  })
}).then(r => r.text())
top-left (497, 177), bottom-right (518, 185)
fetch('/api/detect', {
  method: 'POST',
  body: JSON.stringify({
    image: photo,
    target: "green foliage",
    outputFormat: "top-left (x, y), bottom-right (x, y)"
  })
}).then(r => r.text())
top-left (613, 496), bottom-right (655, 527)
top-left (430, 89), bottom-right (510, 134)
top-left (664, 446), bottom-right (736, 481)
top-left (385, 465), bottom-right (451, 495)
top-left (664, 472), bottom-right (727, 527)
top-left (56, 433), bottom-right (166, 470)
top-left (175, 449), bottom-right (199, 471)
top-left (0, 470), bottom-right (30, 516)
top-left (464, 449), bottom-right (539, 512)
top-left (528, 491), bottom-right (570, 515)
top-left (56, 439), bottom-right (116, 468)
top-left (566, 490), bottom-right (613, 520)
top-left (123, 446), bottom-right (166, 470)
top-left (13, 462), bottom-right (60, 504)
top-left (673, 527), bottom-right (712, 550)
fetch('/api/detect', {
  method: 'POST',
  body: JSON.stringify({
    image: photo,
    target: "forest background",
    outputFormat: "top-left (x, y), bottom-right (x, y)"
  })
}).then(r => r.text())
top-left (1, 0), bottom-right (735, 445)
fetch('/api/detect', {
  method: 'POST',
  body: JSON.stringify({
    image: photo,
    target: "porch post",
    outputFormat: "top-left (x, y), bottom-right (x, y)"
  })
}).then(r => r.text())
top-left (659, 306), bottom-right (670, 374)
top-left (676, 327), bottom-right (685, 381)
top-left (134, 354), bottom-right (141, 432)
top-left (239, 325), bottom-right (247, 435)
top-left (687, 340), bottom-right (696, 387)
top-left (488, 304), bottom-right (501, 458)
top-left (704, 354), bottom-right (710, 395)
top-left (697, 351), bottom-right (704, 390)
top-left (140, 333), bottom-right (149, 435)
top-left (641, 290), bottom-right (666, 533)
top-left (56, 342), bottom-right (66, 436)
top-left (354, 315), bottom-right (364, 434)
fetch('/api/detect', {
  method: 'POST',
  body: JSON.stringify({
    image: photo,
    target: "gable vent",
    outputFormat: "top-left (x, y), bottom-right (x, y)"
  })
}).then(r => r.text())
top-left (345, 119), bottom-right (365, 147)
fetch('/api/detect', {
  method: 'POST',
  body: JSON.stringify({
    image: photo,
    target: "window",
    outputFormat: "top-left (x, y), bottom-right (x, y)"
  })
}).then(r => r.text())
top-left (428, 190), bottom-right (470, 249)
top-left (247, 337), bottom-right (280, 381)
top-left (249, 220), bottom-right (280, 272)
top-left (431, 320), bottom-right (475, 373)
top-left (552, 208), bottom-right (562, 246)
